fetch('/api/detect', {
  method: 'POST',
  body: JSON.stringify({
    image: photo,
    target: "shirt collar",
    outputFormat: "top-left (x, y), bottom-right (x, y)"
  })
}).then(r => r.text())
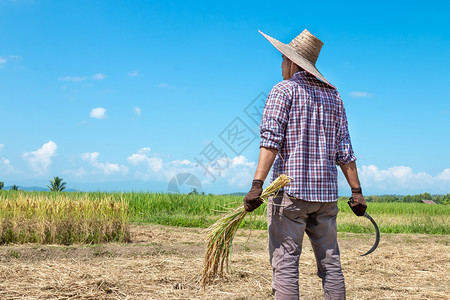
top-left (292, 71), bottom-right (312, 80)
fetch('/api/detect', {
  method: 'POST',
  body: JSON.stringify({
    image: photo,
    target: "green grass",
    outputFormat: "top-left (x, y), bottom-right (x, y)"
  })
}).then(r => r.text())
top-left (126, 192), bottom-right (450, 234)
top-left (125, 192), bottom-right (450, 234)
top-left (337, 200), bottom-right (450, 234)
top-left (1, 190), bottom-right (449, 237)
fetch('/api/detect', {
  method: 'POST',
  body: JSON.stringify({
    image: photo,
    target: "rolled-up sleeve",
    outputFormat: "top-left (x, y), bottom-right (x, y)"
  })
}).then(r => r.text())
top-left (335, 104), bottom-right (357, 165)
top-left (260, 85), bottom-right (291, 151)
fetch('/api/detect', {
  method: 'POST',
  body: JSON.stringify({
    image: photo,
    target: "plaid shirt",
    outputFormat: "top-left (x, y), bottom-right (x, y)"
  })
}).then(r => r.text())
top-left (260, 71), bottom-right (356, 202)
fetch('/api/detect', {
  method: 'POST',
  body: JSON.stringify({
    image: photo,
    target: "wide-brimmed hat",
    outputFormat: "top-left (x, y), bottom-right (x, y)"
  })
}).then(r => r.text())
top-left (259, 29), bottom-right (335, 89)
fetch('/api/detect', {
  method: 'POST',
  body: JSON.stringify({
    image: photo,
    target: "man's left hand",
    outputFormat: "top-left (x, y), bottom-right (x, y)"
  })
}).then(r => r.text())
top-left (348, 187), bottom-right (367, 216)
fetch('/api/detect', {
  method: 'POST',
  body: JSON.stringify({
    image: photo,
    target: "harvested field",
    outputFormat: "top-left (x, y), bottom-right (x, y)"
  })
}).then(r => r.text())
top-left (0, 224), bottom-right (448, 299)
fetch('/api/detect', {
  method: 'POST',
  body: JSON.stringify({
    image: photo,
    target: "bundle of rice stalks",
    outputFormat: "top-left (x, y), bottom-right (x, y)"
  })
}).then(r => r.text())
top-left (201, 174), bottom-right (291, 289)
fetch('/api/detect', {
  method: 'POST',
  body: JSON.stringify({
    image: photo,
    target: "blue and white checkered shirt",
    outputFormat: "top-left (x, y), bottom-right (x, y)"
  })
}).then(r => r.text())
top-left (260, 71), bottom-right (356, 202)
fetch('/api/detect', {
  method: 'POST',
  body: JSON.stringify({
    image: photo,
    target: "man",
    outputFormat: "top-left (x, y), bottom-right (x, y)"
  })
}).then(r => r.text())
top-left (243, 29), bottom-right (367, 300)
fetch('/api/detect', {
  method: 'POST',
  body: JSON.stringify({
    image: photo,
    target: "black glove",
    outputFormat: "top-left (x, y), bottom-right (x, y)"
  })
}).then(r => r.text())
top-left (347, 187), bottom-right (367, 216)
top-left (243, 179), bottom-right (264, 212)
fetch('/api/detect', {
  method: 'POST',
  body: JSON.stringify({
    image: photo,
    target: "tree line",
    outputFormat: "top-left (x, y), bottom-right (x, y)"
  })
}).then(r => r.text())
top-left (0, 176), bottom-right (66, 192)
top-left (364, 193), bottom-right (450, 204)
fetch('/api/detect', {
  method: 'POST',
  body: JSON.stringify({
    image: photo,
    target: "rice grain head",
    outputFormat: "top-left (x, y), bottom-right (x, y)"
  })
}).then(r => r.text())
top-left (201, 174), bottom-right (291, 289)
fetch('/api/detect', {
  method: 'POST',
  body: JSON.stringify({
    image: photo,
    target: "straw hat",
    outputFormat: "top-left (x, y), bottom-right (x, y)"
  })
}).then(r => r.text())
top-left (259, 29), bottom-right (335, 89)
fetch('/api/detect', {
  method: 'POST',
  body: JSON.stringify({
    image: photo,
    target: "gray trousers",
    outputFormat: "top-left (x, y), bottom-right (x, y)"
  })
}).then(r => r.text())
top-left (268, 192), bottom-right (345, 300)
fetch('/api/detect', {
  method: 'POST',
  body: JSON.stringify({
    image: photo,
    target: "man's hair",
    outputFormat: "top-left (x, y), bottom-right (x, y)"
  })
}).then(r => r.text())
top-left (295, 64), bottom-right (305, 72)
top-left (284, 55), bottom-right (305, 72)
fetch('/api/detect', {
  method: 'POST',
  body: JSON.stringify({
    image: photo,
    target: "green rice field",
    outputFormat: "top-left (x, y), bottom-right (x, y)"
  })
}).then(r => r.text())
top-left (1, 190), bottom-right (448, 239)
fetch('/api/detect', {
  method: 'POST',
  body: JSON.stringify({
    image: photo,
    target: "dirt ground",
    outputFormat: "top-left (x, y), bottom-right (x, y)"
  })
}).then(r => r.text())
top-left (0, 224), bottom-right (448, 300)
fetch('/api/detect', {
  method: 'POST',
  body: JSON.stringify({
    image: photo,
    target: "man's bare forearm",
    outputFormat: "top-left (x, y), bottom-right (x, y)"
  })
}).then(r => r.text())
top-left (254, 147), bottom-right (278, 181)
top-left (339, 161), bottom-right (361, 189)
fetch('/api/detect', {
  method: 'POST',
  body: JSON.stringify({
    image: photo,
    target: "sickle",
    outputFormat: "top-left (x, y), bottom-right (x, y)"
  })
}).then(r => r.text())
top-left (361, 212), bottom-right (380, 256)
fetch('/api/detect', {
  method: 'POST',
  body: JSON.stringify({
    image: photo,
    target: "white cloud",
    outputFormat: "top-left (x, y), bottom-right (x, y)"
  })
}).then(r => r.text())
top-left (158, 83), bottom-right (169, 88)
top-left (128, 70), bottom-right (139, 77)
top-left (436, 168), bottom-right (450, 181)
top-left (123, 147), bottom-right (261, 191)
top-left (62, 167), bottom-right (86, 177)
top-left (170, 159), bottom-right (194, 166)
top-left (81, 152), bottom-right (99, 162)
top-left (171, 154), bottom-right (256, 188)
top-left (92, 73), bottom-right (106, 80)
top-left (349, 91), bottom-right (373, 98)
top-left (81, 152), bottom-right (128, 175)
top-left (22, 141), bottom-right (57, 176)
top-left (219, 156), bottom-right (256, 187)
top-left (144, 157), bottom-right (163, 172)
top-left (59, 76), bottom-right (88, 82)
top-left (8, 55), bottom-right (22, 61)
top-left (125, 145), bottom-right (258, 188)
top-left (0, 157), bottom-right (16, 175)
top-left (229, 155), bottom-right (256, 168)
top-left (0, 55), bottom-right (22, 68)
top-left (356, 164), bottom-right (450, 194)
top-left (90, 107), bottom-right (107, 119)
top-left (2, 157), bottom-right (11, 166)
top-left (134, 107), bottom-right (142, 117)
top-left (0, 145), bottom-right (10, 174)
top-left (127, 148), bottom-right (163, 172)
top-left (360, 165), bottom-right (432, 184)
top-left (127, 148), bottom-right (198, 182)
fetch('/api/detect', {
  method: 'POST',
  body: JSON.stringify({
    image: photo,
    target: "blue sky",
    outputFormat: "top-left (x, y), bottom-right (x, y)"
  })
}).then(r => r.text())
top-left (1, 0), bottom-right (449, 195)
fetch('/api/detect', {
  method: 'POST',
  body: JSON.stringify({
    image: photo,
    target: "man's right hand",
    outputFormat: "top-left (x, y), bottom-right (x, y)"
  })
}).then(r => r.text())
top-left (243, 179), bottom-right (264, 212)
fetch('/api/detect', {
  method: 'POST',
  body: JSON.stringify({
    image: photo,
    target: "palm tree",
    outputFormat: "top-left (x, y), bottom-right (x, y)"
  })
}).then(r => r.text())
top-left (47, 176), bottom-right (67, 192)
top-left (11, 185), bottom-right (19, 191)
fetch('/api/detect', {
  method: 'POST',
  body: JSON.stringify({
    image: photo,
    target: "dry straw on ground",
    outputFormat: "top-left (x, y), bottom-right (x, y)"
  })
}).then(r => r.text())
top-left (201, 174), bottom-right (291, 289)
top-left (0, 224), bottom-right (448, 299)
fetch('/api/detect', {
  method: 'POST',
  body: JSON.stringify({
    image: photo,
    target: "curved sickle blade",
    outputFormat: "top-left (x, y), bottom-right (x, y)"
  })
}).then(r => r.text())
top-left (361, 212), bottom-right (380, 256)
